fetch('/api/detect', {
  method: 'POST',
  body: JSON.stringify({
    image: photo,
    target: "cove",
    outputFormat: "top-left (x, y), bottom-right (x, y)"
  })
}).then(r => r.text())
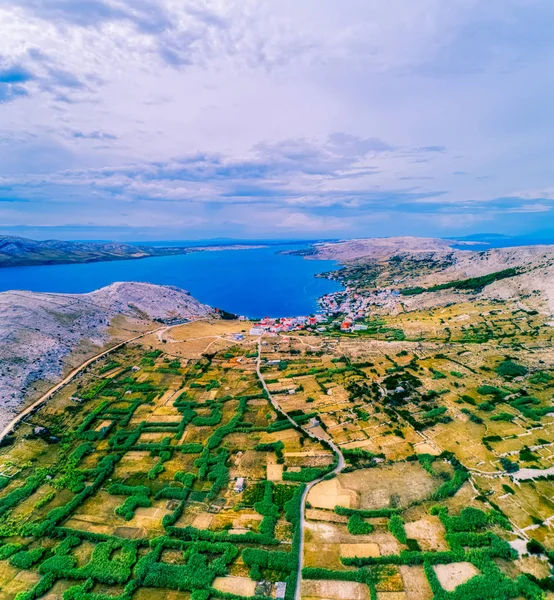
top-left (0, 245), bottom-right (343, 318)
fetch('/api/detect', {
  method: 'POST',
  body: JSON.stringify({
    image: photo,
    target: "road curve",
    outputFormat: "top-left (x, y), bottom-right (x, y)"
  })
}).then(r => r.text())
top-left (255, 337), bottom-right (345, 600)
top-left (0, 325), bottom-right (167, 443)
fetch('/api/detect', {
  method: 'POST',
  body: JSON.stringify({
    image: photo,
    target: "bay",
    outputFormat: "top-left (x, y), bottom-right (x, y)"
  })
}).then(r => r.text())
top-left (0, 244), bottom-right (343, 318)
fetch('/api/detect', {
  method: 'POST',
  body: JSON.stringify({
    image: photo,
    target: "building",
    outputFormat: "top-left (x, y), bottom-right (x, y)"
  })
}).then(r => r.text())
top-left (234, 477), bottom-right (246, 493)
top-left (250, 327), bottom-right (264, 336)
top-left (275, 582), bottom-right (287, 599)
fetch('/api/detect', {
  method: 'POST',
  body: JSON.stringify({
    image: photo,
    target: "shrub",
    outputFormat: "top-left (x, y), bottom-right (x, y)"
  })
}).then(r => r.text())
top-left (0, 543), bottom-right (23, 560)
top-left (496, 360), bottom-right (528, 379)
top-left (490, 412), bottom-right (515, 422)
top-left (347, 514), bottom-right (373, 535)
top-left (283, 468), bottom-right (327, 482)
top-left (9, 547), bottom-right (45, 569)
top-left (388, 515), bottom-right (407, 544)
top-left (527, 539), bottom-right (545, 555)
top-left (500, 457), bottom-right (520, 473)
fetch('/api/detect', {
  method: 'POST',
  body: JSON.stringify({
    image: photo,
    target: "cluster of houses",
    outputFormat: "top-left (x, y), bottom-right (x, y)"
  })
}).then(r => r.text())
top-left (244, 286), bottom-right (405, 337)
top-left (249, 314), bottom-right (326, 335)
top-left (318, 287), bottom-right (402, 329)
top-left (319, 289), bottom-right (372, 319)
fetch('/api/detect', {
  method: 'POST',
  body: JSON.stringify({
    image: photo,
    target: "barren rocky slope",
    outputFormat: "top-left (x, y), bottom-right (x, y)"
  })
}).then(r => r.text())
top-left (316, 237), bottom-right (554, 317)
top-left (0, 282), bottom-right (212, 429)
top-left (308, 236), bottom-right (457, 261)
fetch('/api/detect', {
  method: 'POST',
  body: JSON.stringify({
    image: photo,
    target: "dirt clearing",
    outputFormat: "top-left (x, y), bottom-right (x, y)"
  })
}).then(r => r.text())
top-left (433, 562), bottom-right (479, 591)
top-left (302, 579), bottom-right (370, 600)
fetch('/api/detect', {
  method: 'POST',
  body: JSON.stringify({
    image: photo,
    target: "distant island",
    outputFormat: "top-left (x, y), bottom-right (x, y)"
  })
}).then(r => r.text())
top-left (0, 236), bottom-right (265, 268)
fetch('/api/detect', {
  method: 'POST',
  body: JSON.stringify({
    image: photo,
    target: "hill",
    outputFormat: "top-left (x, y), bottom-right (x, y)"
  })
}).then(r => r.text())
top-left (0, 282), bottom-right (212, 429)
top-left (0, 236), bottom-right (265, 268)
top-left (0, 236), bottom-right (196, 267)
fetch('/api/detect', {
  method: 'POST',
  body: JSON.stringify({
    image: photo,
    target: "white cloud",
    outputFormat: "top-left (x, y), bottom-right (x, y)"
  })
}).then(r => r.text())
top-left (0, 0), bottom-right (554, 237)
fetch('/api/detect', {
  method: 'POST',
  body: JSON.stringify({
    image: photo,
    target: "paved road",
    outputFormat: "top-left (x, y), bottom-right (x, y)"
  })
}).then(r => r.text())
top-left (0, 325), bottom-right (166, 443)
top-left (255, 338), bottom-right (345, 600)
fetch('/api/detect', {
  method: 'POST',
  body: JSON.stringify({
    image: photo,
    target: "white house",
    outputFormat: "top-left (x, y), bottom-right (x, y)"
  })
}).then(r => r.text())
top-left (275, 582), bottom-right (287, 599)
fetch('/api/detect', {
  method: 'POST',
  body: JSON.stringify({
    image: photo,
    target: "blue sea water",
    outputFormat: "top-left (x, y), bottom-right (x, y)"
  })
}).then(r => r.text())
top-left (0, 245), bottom-right (343, 318)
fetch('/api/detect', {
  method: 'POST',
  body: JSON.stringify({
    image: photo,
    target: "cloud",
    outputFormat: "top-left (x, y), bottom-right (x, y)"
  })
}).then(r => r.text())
top-left (275, 211), bottom-right (350, 232)
top-left (0, 1), bottom-right (553, 238)
top-left (0, 61), bottom-right (34, 103)
top-left (71, 130), bottom-right (116, 140)
top-left (0, 83), bottom-right (28, 103)
top-left (12, 0), bottom-right (173, 34)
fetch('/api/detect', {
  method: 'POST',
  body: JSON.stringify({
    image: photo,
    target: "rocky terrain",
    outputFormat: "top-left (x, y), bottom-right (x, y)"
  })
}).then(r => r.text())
top-left (307, 236), bottom-right (458, 261)
top-left (312, 236), bottom-right (554, 316)
top-left (0, 282), bottom-right (212, 429)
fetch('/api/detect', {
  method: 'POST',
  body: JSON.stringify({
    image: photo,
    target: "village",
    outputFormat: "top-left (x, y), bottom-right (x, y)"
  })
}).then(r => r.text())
top-left (246, 285), bottom-right (401, 335)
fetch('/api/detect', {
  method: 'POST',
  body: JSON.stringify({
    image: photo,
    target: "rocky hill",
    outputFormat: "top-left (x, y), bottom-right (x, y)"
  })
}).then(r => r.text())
top-left (315, 236), bottom-right (554, 321)
top-left (0, 236), bottom-right (198, 267)
top-left (307, 236), bottom-right (458, 261)
top-left (0, 236), bottom-right (266, 268)
top-left (0, 282), bottom-right (212, 429)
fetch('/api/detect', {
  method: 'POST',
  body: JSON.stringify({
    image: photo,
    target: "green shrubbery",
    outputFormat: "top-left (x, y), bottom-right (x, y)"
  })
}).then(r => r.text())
top-left (401, 268), bottom-right (519, 296)
top-left (9, 547), bottom-right (45, 569)
top-left (283, 467), bottom-right (327, 482)
top-left (347, 514), bottom-right (373, 535)
top-left (388, 514), bottom-right (407, 543)
top-left (496, 360), bottom-right (528, 379)
top-left (335, 505), bottom-right (400, 518)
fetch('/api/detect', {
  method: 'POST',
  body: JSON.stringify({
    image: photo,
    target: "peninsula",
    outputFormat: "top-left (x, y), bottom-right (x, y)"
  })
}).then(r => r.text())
top-left (0, 236), bottom-right (265, 268)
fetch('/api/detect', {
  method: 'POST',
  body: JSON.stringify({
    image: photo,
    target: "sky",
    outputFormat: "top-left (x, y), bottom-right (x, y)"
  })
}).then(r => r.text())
top-left (1, 0), bottom-right (554, 241)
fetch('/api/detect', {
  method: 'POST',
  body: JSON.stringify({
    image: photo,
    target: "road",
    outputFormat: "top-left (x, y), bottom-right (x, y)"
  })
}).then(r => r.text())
top-left (0, 325), bottom-right (167, 443)
top-left (255, 337), bottom-right (345, 600)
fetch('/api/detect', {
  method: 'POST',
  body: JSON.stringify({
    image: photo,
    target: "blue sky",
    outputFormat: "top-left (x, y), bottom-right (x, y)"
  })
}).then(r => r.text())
top-left (1, 1), bottom-right (554, 241)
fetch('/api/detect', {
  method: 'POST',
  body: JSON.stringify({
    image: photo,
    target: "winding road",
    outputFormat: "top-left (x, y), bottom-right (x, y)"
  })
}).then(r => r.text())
top-left (255, 337), bottom-right (345, 600)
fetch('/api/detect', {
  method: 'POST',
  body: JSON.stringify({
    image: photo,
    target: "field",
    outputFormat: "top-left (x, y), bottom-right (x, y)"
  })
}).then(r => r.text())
top-left (0, 296), bottom-right (554, 600)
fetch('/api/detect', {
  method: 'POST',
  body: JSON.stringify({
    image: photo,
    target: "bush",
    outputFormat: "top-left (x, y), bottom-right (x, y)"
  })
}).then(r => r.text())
top-left (496, 360), bottom-right (528, 379)
top-left (0, 543), bottom-right (23, 560)
top-left (283, 468), bottom-right (327, 482)
top-left (527, 539), bottom-right (545, 555)
top-left (431, 467), bottom-right (470, 500)
top-left (388, 515), bottom-right (407, 544)
top-left (347, 514), bottom-right (373, 535)
top-left (490, 412), bottom-right (515, 422)
top-left (335, 506), bottom-right (399, 518)
top-left (115, 494), bottom-right (151, 520)
top-left (500, 457), bottom-right (520, 473)
top-left (9, 547), bottom-right (45, 569)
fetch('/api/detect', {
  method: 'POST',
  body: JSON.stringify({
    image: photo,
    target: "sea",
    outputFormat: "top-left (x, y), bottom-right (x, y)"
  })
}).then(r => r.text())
top-left (0, 243), bottom-right (343, 318)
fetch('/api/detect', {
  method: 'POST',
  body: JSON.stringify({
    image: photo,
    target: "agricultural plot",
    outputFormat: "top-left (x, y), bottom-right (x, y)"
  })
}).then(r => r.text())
top-left (1, 311), bottom-right (554, 600)
top-left (0, 333), bottom-right (328, 600)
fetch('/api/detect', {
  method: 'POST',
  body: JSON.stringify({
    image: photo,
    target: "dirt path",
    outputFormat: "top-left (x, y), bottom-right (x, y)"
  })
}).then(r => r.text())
top-left (0, 324), bottom-right (168, 443)
top-left (255, 337), bottom-right (345, 600)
